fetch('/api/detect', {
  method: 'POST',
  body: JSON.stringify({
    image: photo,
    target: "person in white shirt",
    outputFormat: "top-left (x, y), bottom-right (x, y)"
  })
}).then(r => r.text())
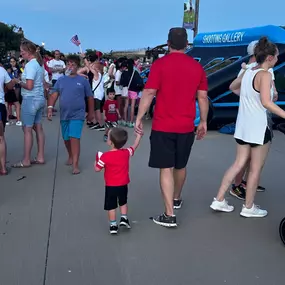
top-left (114, 59), bottom-right (125, 120)
top-left (0, 63), bottom-right (17, 175)
top-left (210, 37), bottom-right (285, 218)
top-left (89, 64), bottom-right (105, 131)
top-left (230, 40), bottom-right (278, 199)
top-left (47, 50), bottom-right (66, 86)
top-left (107, 61), bottom-right (116, 88)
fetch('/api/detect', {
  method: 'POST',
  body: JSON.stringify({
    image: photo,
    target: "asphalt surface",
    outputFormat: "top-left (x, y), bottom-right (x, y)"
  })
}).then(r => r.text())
top-left (1, 115), bottom-right (285, 285)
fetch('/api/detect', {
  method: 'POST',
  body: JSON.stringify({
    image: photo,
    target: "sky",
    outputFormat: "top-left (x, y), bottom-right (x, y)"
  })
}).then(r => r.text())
top-left (1, 0), bottom-right (284, 53)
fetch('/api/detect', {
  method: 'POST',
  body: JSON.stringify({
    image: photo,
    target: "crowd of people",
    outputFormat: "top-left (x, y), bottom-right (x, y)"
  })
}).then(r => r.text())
top-left (0, 27), bottom-right (283, 234)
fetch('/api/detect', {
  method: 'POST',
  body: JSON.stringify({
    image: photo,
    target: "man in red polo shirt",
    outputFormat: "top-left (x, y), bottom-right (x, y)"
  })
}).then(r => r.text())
top-left (135, 27), bottom-right (209, 228)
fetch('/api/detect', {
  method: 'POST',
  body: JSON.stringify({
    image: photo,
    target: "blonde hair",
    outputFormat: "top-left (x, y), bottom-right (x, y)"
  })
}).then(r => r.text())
top-left (20, 40), bottom-right (43, 66)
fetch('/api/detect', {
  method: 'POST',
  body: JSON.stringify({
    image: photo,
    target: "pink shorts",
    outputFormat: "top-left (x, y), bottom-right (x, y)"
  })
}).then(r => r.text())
top-left (128, 91), bottom-right (138, 100)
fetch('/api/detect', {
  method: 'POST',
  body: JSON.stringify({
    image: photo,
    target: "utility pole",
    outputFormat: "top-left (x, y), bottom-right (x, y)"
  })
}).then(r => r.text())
top-left (193, 0), bottom-right (200, 38)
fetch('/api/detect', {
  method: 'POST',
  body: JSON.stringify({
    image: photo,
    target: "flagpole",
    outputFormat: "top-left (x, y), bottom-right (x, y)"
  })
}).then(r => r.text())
top-left (79, 44), bottom-right (83, 54)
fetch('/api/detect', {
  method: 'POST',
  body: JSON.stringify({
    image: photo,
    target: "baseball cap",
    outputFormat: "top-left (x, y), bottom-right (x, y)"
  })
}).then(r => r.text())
top-left (247, 40), bottom-right (258, 56)
top-left (168, 27), bottom-right (188, 50)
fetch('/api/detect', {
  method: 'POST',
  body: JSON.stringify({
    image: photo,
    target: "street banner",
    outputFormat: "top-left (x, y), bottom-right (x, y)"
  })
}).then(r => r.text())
top-left (183, 0), bottom-right (195, 30)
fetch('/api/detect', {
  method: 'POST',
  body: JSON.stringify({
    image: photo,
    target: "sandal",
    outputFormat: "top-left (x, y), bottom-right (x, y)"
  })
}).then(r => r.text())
top-left (12, 161), bottom-right (31, 168)
top-left (31, 158), bottom-right (45, 165)
top-left (0, 167), bottom-right (11, 175)
top-left (72, 169), bottom-right (81, 175)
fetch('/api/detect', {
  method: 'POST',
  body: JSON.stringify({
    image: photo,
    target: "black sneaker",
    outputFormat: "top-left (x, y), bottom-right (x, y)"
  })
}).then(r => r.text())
top-left (111, 121), bottom-right (118, 128)
top-left (105, 121), bottom-right (112, 129)
top-left (93, 124), bottom-right (105, 131)
top-left (86, 121), bottom-right (93, 126)
top-left (242, 180), bottom-right (266, 192)
top-left (230, 184), bottom-right (246, 200)
top-left (174, 199), bottom-right (183, 209)
top-left (119, 217), bottom-right (131, 229)
top-left (89, 123), bottom-right (99, 129)
top-left (109, 225), bottom-right (118, 234)
top-left (152, 213), bottom-right (177, 228)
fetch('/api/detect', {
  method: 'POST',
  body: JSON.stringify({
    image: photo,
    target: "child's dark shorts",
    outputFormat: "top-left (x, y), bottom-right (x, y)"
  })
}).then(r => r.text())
top-left (104, 185), bottom-right (128, 211)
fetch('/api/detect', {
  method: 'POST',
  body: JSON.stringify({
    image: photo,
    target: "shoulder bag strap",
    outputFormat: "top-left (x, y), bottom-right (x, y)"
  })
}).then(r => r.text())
top-left (92, 73), bottom-right (103, 93)
top-left (127, 69), bottom-right (135, 89)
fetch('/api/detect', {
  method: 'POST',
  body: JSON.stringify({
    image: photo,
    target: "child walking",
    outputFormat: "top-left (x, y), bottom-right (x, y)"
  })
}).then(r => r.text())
top-left (94, 127), bottom-right (143, 234)
top-left (103, 88), bottom-right (121, 141)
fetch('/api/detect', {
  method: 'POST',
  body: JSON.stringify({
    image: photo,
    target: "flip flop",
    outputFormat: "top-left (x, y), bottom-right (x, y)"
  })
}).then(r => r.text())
top-left (31, 158), bottom-right (45, 165)
top-left (12, 161), bottom-right (31, 168)
top-left (72, 169), bottom-right (81, 175)
top-left (0, 167), bottom-right (11, 176)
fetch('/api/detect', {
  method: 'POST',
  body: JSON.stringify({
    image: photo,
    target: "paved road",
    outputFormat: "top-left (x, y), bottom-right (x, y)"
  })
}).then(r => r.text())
top-left (1, 115), bottom-right (285, 285)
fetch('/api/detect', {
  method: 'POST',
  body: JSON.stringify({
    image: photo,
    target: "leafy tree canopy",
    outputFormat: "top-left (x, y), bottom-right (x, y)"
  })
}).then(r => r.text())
top-left (0, 22), bottom-right (23, 52)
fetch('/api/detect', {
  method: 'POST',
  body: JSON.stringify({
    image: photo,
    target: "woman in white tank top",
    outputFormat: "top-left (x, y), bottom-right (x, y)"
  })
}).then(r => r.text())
top-left (210, 37), bottom-right (285, 218)
top-left (92, 73), bottom-right (105, 101)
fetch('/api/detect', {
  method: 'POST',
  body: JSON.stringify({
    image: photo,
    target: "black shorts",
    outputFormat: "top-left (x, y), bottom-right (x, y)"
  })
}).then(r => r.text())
top-left (149, 130), bottom-right (195, 169)
top-left (0, 103), bottom-right (7, 132)
top-left (94, 98), bottom-right (105, 113)
top-left (104, 185), bottom-right (128, 211)
top-left (5, 90), bottom-right (18, 103)
top-left (235, 127), bottom-right (272, 147)
top-left (115, 95), bottom-right (121, 100)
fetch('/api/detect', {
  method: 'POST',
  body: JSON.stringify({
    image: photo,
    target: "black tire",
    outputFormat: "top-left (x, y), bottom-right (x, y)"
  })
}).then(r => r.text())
top-left (207, 103), bottom-right (216, 130)
top-left (279, 217), bottom-right (285, 246)
top-left (277, 123), bottom-right (285, 134)
top-left (207, 102), bottom-right (214, 124)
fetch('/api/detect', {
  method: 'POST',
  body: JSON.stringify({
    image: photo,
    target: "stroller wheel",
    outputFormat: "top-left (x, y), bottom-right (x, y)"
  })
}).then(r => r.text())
top-left (279, 217), bottom-right (285, 246)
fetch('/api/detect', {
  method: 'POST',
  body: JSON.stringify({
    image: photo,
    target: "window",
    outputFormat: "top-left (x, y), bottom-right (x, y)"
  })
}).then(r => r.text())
top-left (194, 57), bottom-right (201, 62)
top-left (206, 56), bottom-right (241, 75)
top-left (203, 57), bottom-right (224, 70)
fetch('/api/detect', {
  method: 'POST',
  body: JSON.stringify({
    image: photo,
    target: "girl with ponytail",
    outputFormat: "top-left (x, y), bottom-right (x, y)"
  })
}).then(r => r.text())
top-left (12, 40), bottom-right (46, 168)
top-left (211, 37), bottom-right (285, 218)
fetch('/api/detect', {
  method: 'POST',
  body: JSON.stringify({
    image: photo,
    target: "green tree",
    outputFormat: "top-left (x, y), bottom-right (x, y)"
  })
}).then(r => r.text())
top-left (85, 48), bottom-right (97, 56)
top-left (0, 22), bottom-right (22, 52)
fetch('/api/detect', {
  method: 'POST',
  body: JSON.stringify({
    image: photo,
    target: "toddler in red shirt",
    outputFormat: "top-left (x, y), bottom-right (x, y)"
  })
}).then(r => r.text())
top-left (103, 88), bottom-right (121, 142)
top-left (94, 127), bottom-right (143, 234)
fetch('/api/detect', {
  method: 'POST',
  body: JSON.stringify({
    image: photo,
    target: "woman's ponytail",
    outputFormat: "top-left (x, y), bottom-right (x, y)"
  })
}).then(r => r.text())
top-left (35, 50), bottom-right (43, 66)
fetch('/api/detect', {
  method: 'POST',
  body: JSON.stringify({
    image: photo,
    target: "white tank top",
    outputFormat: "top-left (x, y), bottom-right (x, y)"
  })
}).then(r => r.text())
top-left (92, 73), bottom-right (105, 100)
top-left (234, 68), bottom-right (270, 145)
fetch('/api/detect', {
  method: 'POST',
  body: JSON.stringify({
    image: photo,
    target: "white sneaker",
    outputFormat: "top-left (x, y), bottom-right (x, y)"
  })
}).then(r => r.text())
top-left (210, 198), bottom-right (234, 213)
top-left (16, 121), bottom-right (22, 126)
top-left (240, 204), bottom-right (268, 218)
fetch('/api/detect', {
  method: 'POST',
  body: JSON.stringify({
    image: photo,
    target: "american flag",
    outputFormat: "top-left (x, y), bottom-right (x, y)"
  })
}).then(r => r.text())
top-left (70, 35), bottom-right (81, 46)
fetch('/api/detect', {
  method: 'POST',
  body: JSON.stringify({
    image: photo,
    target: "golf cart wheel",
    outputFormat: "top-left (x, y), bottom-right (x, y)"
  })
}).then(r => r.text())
top-left (279, 217), bottom-right (285, 246)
